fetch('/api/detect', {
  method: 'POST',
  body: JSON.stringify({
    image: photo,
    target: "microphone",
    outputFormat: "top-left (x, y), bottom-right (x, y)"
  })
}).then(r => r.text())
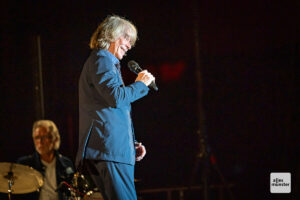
top-left (127, 60), bottom-right (158, 91)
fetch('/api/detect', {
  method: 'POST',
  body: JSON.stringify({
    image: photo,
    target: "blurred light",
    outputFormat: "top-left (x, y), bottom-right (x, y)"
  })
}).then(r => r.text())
top-left (159, 61), bottom-right (186, 82)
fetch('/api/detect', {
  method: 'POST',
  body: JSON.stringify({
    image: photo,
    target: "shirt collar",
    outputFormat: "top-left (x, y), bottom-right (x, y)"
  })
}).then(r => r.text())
top-left (97, 49), bottom-right (120, 66)
top-left (41, 156), bottom-right (56, 167)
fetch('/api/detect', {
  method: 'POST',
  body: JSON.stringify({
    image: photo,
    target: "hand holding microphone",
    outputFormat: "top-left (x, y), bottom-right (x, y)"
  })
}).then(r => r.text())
top-left (128, 60), bottom-right (158, 91)
top-left (135, 70), bottom-right (155, 87)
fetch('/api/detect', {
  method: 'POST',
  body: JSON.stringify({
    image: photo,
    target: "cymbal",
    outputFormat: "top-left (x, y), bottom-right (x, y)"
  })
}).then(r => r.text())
top-left (0, 162), bottom-right (43, 194)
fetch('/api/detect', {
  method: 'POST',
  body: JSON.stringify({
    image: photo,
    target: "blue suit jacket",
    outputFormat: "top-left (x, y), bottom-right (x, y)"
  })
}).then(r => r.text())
top-left (76, 49), bottom-right (149, 167)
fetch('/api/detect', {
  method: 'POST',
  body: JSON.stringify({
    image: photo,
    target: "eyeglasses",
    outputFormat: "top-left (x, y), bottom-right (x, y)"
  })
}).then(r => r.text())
top-left (33, 135), bottom-right (53, 140)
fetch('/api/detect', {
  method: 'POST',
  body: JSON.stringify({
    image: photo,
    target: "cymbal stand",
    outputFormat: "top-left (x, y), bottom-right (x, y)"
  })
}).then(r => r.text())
top-left (4, 163), bottom-right (15, 200)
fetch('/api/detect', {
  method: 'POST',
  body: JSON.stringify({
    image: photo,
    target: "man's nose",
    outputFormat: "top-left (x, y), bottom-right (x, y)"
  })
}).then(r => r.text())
top-left (126, 42), bottom-right (131, 50)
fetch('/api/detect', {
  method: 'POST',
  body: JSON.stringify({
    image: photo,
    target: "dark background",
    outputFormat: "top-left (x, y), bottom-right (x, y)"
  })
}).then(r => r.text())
top-left (0, 0), bottom-right (298, 199)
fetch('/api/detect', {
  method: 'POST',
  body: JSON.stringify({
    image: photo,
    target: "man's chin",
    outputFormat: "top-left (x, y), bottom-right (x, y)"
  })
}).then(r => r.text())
top-left (117, 52), bottom-right (126, 60)
top-left (36, 149), bottom-right (49, 155)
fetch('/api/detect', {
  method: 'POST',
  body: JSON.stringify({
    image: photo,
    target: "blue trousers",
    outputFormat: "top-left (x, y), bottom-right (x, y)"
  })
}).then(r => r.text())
top-left (85, 160), bottom-right (137, 200)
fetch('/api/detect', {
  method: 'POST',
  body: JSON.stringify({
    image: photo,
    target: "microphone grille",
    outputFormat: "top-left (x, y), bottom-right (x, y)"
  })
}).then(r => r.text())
top-left (128, 60), bottom-right (141, 73)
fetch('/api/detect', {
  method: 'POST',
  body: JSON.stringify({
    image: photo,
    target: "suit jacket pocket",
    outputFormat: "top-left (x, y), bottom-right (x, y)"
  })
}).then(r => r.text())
top-left (87, 120), bottom-right (108, 153)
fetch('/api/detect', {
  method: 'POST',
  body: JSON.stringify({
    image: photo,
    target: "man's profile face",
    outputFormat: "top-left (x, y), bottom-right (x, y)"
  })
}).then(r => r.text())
top-left (33, 126), bottom-right (56, 156)
top-left (108, 34), bottom-right (132, 60)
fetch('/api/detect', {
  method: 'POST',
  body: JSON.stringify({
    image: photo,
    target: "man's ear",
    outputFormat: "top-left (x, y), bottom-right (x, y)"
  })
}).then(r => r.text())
top-left (53, 137), bottom-right (58, 145)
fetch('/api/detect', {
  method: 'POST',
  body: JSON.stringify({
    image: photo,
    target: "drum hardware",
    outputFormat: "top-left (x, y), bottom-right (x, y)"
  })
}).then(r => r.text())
top-left (60, 172), bottom-right (103, 200)
top-left (0, 162), bottom-right (43, 200)
top-left (3, 164), bottom-right (14, 200)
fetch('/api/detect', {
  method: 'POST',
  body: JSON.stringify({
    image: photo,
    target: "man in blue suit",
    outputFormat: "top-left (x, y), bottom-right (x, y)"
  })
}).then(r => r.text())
top-left (76, 15), bottom-right (155, 200)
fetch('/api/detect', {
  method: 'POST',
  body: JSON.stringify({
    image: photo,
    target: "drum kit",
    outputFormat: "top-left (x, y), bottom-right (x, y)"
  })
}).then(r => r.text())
top-left (0, 162), bottom-right (43, 199)
top-left (0, 162), bottom-right (103, 200)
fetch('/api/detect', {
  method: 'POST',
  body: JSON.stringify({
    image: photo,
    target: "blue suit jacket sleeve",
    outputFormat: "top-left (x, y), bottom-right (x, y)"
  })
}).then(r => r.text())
top-left (91, 56), bottom-right (149, 108)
